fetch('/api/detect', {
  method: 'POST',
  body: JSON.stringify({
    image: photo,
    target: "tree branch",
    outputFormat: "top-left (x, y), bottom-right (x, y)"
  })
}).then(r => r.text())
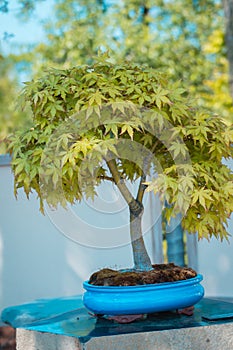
top-left (142, 5), bottom-right (150, 26)
top-left (105, 158), bottom-right (144, 216)
top-left (136, 173), bottom-right (147, 204)
top-left (106, 158), bottom-right (134, 205)
top-left (98, 175), bottom-right (115, 182)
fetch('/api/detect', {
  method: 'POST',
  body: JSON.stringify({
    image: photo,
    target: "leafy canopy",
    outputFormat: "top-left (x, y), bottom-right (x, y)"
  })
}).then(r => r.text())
top-left (8, 56), bottom-right (233, 241)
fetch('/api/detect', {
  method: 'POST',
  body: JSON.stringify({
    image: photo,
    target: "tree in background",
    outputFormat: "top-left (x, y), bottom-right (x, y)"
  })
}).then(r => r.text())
top-left (1, 0), bottom-right (233, 141)
top-left (27, 0), bottom-right (222, 89)
top-left (20, 1), bottom-right (233, 119)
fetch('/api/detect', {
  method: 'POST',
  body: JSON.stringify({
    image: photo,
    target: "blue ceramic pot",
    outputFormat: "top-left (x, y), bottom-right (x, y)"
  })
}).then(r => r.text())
top-left (83, 274), bottom-right (204, 315)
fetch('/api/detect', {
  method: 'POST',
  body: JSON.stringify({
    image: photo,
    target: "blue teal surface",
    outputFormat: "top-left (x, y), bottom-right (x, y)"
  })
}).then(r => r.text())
top-left (2, 296), bottom-right (233, 343)
top-left (83, 275), bottom-right (204, 315)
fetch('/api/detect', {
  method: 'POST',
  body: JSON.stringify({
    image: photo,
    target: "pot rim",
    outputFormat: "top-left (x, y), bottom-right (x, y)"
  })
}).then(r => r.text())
top-left (83, 274), bottom-right (203, 292)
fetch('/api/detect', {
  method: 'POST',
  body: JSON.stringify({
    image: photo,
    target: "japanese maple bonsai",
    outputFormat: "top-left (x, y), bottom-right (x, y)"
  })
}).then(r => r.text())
top-left (8, 56), bottom-right (233, 276)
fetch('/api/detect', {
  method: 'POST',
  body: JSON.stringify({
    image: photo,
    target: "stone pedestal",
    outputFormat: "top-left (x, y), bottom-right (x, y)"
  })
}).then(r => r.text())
top-left (17, 322), bottom-right (233, 350)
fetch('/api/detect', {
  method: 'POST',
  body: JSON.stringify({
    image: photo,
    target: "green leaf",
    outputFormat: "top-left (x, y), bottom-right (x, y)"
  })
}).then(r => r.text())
top-left (168, 142), bottom-right (188, 159)
top-left (191, 188), bottom-right (213, 209)
top-left (120, 124), bottom-right (134, 139)
top-left (104, 123), bottom-right (119, 138)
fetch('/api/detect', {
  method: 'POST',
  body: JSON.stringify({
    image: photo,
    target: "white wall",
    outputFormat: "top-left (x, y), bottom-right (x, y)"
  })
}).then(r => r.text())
top-left (198, 158), bottom-right (233, 297)
top-left (198, 233), bottom-right (233, 297)
top-left (0, 160), bottom-right (162, 313)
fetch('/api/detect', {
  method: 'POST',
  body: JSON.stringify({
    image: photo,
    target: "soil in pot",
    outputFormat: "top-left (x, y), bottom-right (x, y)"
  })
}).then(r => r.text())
top-left (88, 263), bottom-right (197, 287)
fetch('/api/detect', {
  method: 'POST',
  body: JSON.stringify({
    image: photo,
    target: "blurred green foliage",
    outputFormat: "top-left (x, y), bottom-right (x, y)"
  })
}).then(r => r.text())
top-left (0, 0), bottom-right (232, 155)
top-left (0, 55), bottom-right (32, 153)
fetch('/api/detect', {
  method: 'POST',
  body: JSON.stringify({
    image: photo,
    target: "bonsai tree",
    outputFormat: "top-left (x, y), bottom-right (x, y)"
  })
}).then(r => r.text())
top-left (8, 55), bottom-right (233, 271)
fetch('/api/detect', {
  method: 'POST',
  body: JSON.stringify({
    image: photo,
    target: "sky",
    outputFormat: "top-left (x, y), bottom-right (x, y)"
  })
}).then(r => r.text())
top-left (0, 0), bottom-right (55, 55)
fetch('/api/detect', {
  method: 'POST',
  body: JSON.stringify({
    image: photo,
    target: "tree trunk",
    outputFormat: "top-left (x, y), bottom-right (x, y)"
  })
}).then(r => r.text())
top-left (129, 204), bottom-right (152, 270)
top-left (106, 159), bottom-right (152, 270)
top-left (223, 0), bottom-right (233, 101)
